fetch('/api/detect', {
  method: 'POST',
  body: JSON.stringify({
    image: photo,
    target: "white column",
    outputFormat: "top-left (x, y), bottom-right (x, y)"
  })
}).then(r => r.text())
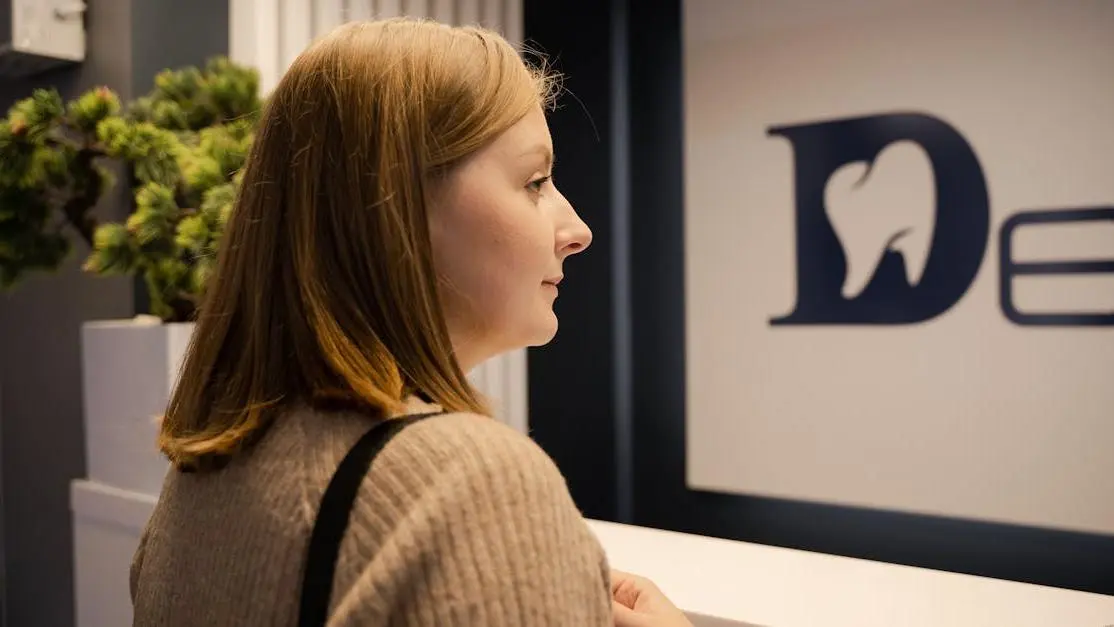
top-left (455, 0), bottom-right (481, 27)
top-left (429, 0), bottom-right (456, 23)
top-left (480, 0), bottom-right (503, 31)
top-left (229, 0), bottom-right (282, 95)
top-left (374, 0), bottom-right (402, 19)
top-left (279, 0), bottom-right (312, 73)
top-left (314, 0), bottom-right (346, 39)
top-left (402, 0), bottom-right (431, 17)
top-left (346, 0), bottom-right (375, 22)
top-left (503, 0), bottom-right (522, 46)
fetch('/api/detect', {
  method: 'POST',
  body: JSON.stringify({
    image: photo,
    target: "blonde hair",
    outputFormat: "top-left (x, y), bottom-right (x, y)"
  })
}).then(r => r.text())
top-left (160, 18), bottom-right (558, 470)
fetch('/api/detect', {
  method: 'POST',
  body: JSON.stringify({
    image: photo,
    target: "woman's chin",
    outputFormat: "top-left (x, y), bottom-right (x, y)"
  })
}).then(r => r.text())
top-left (526, 311), bottom-right (560, 347)
top-left (483, 311), bottom-right (560, 355)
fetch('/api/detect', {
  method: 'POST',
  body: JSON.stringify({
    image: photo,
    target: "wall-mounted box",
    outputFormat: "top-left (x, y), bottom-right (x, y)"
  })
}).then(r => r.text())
top-left (0, 0), bottom-right (85, 78)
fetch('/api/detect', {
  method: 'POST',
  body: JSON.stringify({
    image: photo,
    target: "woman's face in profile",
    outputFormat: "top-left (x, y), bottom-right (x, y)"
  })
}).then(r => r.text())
top-left (429, 105), bottom-right (592, 370)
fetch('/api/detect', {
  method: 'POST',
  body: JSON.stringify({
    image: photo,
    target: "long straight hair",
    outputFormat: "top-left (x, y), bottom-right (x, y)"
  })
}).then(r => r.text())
top-left (160, 19), bottom-right (558, 470)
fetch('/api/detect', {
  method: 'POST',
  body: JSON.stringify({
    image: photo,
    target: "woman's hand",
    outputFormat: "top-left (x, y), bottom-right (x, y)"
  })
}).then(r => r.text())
top-left (611, 569), bottom-right (695, 627)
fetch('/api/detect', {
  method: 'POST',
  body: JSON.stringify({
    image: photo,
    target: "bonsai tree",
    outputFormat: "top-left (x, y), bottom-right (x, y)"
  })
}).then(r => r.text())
top-left (0, 57), bottom-right (261, 322)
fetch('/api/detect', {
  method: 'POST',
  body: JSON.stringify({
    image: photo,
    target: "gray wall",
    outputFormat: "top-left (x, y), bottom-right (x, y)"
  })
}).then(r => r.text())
top-left (0, 1), bottom-right (226, 624)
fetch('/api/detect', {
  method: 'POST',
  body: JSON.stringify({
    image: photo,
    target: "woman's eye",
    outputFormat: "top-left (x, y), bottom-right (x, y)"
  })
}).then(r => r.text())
top-left (527, 175), bottom-right (552, 193)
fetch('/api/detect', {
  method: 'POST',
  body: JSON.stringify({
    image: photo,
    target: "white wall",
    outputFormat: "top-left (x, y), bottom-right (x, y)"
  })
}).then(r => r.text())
top-left (227, 0), bottom-right (529, 433)
top-left (683, 0), bottom-right (1114, 535)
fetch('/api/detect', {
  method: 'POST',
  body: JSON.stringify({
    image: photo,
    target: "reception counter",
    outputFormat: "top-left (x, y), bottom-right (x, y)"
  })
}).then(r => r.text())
top-left (72, 479), bottom-right (1114, 626)
top-left (589, 520), bottom-right (1114, 627)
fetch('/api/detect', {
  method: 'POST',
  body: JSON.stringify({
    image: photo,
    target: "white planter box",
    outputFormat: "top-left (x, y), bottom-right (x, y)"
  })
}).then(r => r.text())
top-left (71, 479), bottom-right (155, 627)
top-left (81, 319), bottom-right (194, 497)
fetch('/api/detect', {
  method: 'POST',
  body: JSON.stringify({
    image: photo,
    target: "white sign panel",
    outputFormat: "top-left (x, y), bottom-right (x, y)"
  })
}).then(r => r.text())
top-left (683, 0), bottom-right (1114, 535)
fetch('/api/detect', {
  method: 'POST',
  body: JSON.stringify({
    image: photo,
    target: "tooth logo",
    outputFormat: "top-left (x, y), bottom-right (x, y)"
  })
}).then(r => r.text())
top-left (768, 112), bottom-right (990, 325)
top-left (823, 140), bottom-right (935, 300)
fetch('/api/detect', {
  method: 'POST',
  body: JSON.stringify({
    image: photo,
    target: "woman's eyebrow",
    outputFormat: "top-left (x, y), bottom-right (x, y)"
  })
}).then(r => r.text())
top-left (518, 144), bottom-right (555, 167)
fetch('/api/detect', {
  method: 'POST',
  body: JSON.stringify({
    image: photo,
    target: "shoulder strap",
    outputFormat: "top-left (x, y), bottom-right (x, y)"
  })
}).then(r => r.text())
top-left (298, 411), bottom-right (442, 627)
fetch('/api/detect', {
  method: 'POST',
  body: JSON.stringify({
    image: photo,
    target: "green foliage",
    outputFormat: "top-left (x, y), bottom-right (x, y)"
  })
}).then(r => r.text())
top-left (0, 57), bottom-right (261, 322)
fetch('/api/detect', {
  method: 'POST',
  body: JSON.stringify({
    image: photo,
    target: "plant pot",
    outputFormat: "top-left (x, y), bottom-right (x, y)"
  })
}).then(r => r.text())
top-left (81, 318), bottom-right (194, 497)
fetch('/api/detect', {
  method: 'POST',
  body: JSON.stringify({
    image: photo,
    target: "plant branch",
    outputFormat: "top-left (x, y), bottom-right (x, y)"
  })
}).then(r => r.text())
top-left (44, 126), bottom-right (108, 156)
top-left (60, 147), bottom-right (103, 246)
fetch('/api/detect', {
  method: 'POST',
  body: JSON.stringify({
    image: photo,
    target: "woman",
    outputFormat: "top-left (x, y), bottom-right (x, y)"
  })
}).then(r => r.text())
top-left (130, 18), bottom-right (693, 627)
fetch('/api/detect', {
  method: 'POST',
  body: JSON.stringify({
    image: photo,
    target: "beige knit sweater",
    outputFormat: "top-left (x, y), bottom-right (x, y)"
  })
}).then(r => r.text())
top-left (130, 399), bottom-right (613, 626)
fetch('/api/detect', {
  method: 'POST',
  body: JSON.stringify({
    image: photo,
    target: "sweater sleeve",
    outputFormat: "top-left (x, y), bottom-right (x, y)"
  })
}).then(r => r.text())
top-left (323, 413), bottom-right (613, 626)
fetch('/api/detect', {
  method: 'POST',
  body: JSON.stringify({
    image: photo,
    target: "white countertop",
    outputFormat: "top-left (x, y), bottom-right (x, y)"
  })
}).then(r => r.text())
top-left (72, 480), bottom-right (1114, 627)
top-left (587, 519), bottom-right (1114, 627)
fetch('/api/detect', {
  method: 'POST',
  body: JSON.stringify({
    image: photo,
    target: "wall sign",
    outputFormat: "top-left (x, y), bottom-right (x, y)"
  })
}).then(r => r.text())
top-left (683, 0), bottom-right (1114, 535)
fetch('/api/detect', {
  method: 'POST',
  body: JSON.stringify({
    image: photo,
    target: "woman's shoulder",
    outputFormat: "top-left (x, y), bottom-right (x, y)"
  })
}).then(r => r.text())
top-left (327, 411), bottom-right (612, 625)
top-left (285, 406), bottom-right (594, 552)
top-left (274, 406), bottom-right (573, 510)
top-left (395, 411), bottom-right (550, 457)
top-left (333, 411), bottom-right (604, 582)
top-left (378, 411), bottom-right (569, 495)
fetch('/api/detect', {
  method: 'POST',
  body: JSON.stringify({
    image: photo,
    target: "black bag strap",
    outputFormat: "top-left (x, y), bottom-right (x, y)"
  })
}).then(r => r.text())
top-left (298, 411), bottom-right (442, 627)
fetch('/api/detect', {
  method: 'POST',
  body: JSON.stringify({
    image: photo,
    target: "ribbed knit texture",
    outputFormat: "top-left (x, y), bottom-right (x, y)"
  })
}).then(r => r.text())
top-left (130, 400), bottom-right (612, 626)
